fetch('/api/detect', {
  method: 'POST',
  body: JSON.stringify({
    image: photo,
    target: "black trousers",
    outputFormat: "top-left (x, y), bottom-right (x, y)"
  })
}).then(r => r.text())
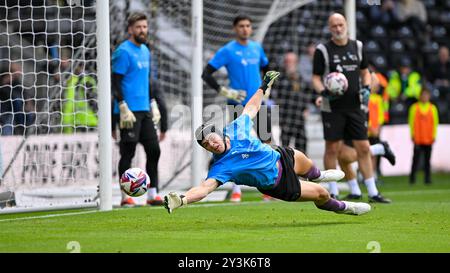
top-left (118, 112), bottom-right (161, 190)
top-left (409, 144), bottom-right (432, 184)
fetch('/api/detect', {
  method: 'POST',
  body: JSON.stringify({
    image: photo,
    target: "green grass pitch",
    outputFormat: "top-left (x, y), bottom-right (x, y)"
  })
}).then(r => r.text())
top-left (1, 173), bottom-right (449, 253)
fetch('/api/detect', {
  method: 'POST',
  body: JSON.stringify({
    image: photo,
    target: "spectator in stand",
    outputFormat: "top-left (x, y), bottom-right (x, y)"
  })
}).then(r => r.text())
top-left (274, 52), bottom-right (309, 153)
top-left (395, 0), bottom-right (427, 43)
top-left (428, 46), bottom-right (450, 104)
top-left (298, 43), bottom-right (315, 92)
top-left (387, 57), bottom-right (422, 110)
top-left (369, 0), bottom-right (399, 28)
top-left (0, 62), bottom-right (35, 136)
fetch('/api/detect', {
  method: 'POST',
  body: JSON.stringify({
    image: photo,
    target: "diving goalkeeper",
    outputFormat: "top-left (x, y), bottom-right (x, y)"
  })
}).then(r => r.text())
top-left (164, 71), bottom-right (371, 216)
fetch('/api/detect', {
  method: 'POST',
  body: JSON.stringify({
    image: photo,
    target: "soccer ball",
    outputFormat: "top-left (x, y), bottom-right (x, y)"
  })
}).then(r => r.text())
top-left (119, 168), bottom-right (150, 197)
top-left (324, 72), bottom-right (348, 95)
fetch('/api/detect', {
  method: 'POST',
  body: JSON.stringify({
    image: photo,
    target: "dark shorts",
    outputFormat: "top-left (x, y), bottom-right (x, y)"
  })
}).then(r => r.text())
top-left (120, 111), bottom-right (158, 143)
top-left (321, 109), bottom-right (368, 141)
top-left (258, 145), bottom-right (301, 202)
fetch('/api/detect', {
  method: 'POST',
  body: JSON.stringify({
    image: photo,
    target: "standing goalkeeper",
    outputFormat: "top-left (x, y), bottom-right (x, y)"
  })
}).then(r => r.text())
top-left (312, 13), bottom-right (390, 203)
top-left (112, 12), bottom-right (167, 207)
top-left (201, 15), bottom-right (270, 202)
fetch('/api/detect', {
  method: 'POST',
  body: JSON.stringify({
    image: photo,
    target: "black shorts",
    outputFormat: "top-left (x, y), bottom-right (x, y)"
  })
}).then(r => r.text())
top-left (120, 111), bottom-right (158, 143)
top-left (258, 145), bottom-right (301, 202)
top-left (321, 109), bottom-right (368, 141)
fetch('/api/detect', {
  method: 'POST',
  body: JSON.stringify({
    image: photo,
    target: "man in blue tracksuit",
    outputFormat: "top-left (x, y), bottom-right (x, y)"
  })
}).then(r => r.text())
top-left (112, 12), bottom-right (167, 207)
top-left (164, 71), bottom-right (371, 216)
top-left (202, 15), bottom-right (270, 202)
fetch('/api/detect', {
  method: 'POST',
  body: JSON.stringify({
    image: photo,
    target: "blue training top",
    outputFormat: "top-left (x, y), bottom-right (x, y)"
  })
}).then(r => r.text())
top-left (206, 114), bottom-right (280, 190)
top-left (208, 40), bottom-right (269, 106)
top-left (112, 40), bottom-right (151, 113)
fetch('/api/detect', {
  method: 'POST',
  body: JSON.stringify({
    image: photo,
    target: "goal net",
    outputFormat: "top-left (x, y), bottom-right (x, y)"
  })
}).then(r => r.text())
top-left (0, 0), bottom-right (344, 213)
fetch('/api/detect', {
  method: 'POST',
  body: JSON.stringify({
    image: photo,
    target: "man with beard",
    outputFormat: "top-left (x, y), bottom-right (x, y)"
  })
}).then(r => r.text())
top-left (112, 12), bottom-right (166, 207)
top-left (312, 13), bottom-right (390, 203)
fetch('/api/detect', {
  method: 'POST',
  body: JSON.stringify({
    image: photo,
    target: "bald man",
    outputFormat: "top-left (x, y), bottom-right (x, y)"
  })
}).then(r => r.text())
top-left (312, 13), bottom-right (391, 203)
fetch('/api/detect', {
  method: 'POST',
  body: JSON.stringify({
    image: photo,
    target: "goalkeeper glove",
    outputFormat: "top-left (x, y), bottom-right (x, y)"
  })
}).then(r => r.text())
top-left (118, 101), bottom-right (136, 129)
top-left (260, 71), bottom-right (280, 95)
top-left (219, 86), bottom-right (247, 103)
top-left (150, 99), bottom-right (161, 125)
top-left (163, 192), bottom-right (188, 214)
top-left (359, 85), bottom-right (370, 107)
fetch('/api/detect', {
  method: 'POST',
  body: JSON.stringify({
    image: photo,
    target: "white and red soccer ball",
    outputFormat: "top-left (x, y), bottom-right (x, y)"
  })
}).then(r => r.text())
top-left (324, 72), bottom-right (348, 95)
top-left (119, 168), bottom-right (150, 197)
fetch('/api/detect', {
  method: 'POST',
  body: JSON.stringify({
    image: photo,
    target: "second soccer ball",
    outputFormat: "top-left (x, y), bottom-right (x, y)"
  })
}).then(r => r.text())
top-left (324, 72), bottom-right (348, 96)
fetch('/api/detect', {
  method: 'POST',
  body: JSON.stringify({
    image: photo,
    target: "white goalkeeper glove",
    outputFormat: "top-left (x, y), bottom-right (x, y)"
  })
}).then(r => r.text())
top-left (219, 86), bottom-right (246, 103)
top-left (118, 101), bottom-right (136, 129)
top-left (163, 192), bottom-right (188, 214)
top-left (151, 99), bottom-right (161, 125)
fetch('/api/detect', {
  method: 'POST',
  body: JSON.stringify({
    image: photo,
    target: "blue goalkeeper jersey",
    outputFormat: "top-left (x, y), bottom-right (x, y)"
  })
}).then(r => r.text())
top-left (206, 114), bottom-right (280, 189)
top-left (208, 40), bottom-right (269, 105)
top-left (112, 40), bottom-right (151, 113)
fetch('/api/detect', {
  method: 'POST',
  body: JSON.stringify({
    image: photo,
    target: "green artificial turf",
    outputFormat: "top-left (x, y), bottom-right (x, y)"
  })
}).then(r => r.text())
top-left (1, 173), bottom-right (449, 253)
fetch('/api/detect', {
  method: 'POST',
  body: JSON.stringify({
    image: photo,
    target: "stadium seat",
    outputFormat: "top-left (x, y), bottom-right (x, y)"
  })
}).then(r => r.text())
top-left (423, 0), bottom-right (436, 8)
top-left (432, 26), bottom-right (448, 44)
top-left (371, 25), bottom-right (387, 39)
top-left (389, 40), bottom-right (405, 52)
top-left (369, 54), bottom-right (388, 72)
top-left (356, 10), bottom-right (368, 29)
top-left (398, 26), bottom-right (413, 38)
top-left (365, 40), bottom-right (382, 53)
top-left (422, 41), bottom-right (440, 53)
top-left (428, 10), bottom-right (441, 25)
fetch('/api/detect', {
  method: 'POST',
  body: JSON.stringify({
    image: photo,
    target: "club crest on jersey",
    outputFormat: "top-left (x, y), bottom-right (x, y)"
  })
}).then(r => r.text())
top-left (333, 54), bottom-right (341, 63)
top-left (347, 52), bottom-right (358, 61)
top-left (241, 153), bottom-right (249, 159)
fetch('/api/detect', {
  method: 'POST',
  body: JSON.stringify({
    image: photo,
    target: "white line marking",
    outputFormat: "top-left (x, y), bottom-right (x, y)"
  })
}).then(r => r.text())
top-left (0, 209), bottom-right (101, 223)
top-left (1, 188), bottom-right (449, 222)
top-left (0, 201), bottom-right (270, 222)
top-left (383, 189), bottom-right (450, 196)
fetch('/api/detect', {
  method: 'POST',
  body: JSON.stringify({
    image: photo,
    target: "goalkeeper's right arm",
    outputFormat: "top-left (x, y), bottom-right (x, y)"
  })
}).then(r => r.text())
top-left (164, 179), bottom-right (219, 214)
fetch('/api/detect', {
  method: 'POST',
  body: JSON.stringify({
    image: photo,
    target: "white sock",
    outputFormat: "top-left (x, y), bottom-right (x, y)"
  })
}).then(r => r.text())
top-left (364, 177), bottom-right (379, 197)
top-left (348, 178), bottom-right (362, 195)
top-left (370, 143), bottom-right (385, 156)
top-left (232, 183), bottom-right (241, 194)
top-left (328, 181), bottom-right (339, 196)
top-left (147, 187), bottom-right (157, 200)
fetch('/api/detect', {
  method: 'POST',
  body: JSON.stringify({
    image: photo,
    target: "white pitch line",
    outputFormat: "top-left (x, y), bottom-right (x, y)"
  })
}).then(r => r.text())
top-left (0, 201), bottom-right (270, 222)
top-left (383, 189), bottom-right (450, 196)
top-left (0, 209), bottom-right (101, 223)
top-left (1, 188), bottom-right (449, 222)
